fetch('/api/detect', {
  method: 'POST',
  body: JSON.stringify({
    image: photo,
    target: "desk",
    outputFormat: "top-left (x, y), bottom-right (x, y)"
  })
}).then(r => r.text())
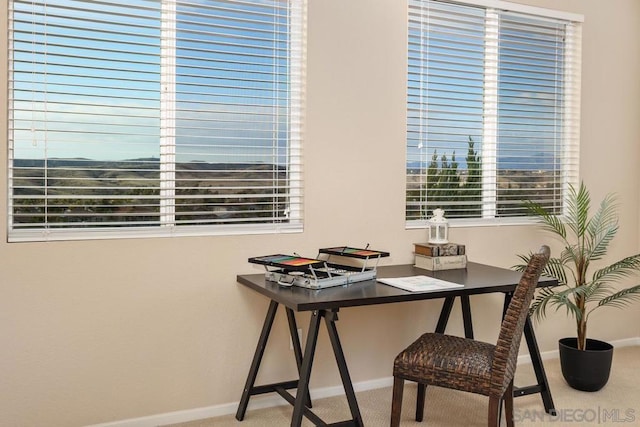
top-left (236, 262), bottom-right (557, 427)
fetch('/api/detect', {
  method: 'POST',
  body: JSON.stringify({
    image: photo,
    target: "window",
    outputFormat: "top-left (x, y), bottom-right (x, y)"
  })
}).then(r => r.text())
top-left (406, 0), bottom-right (582, 225)
top-left (8, 0), bottom-right (306, 241)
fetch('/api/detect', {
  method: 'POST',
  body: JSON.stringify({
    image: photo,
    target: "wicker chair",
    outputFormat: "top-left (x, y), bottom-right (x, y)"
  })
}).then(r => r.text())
top-left (390, 246), bottom-right (550, 427)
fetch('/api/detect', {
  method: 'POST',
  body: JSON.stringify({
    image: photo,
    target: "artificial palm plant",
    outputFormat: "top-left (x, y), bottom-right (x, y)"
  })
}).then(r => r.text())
top-left (515, 182), bottom-right (640, 351)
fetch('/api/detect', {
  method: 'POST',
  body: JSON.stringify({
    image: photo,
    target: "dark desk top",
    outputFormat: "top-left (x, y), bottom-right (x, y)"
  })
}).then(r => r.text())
top-left (237, 262), bottom-right (557, 312)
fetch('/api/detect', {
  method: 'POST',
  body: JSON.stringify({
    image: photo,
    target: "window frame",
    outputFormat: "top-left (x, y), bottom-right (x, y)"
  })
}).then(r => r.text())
top-left (7, 0), bottom-right (307, 242)
top-left (405, 0), bottom-right (583, 229)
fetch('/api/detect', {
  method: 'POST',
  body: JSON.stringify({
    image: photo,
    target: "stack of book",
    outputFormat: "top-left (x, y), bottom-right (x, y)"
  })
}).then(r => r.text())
top-left (413, 242), bottom-right (467, 271)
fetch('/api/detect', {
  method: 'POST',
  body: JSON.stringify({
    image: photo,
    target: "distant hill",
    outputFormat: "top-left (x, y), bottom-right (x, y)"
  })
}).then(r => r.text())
top-left (13, 158), bottom-right (287, 171)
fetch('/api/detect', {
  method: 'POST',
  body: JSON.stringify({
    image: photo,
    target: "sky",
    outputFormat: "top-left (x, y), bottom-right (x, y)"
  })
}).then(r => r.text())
top-left (12, 0), bottom-right (567, 172)
top-left (11, 0), bottom-right (293, 164)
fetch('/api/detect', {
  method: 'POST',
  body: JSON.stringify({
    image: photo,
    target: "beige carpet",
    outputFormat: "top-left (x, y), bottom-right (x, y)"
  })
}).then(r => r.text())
top-left (167, 345), bottom-right (639, 426)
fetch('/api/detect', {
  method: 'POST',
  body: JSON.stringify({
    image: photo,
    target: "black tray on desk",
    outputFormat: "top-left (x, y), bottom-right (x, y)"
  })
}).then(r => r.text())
top-left (248, 254), bottom-right (325, 271)
top-left (318, 246), bottom-right (390, 259)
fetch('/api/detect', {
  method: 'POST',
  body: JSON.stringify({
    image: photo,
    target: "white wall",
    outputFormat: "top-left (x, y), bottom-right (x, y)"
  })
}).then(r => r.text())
top-left (1, 0), bottom-right (639, 425)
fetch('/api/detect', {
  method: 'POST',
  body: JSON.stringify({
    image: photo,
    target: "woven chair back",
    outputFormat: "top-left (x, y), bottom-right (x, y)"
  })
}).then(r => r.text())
top-left (489, 245), bottom-right (550, 397)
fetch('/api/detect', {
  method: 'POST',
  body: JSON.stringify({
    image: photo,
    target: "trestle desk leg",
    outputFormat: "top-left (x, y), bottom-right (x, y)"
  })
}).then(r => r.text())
top-left (503, 292), bottom-right (512, 318)
top-left (523, 317), bottom-right (556, 415)
top-left (460, 294), bottom-right (475, 339)
top-left (435, 296), bottom-right (455, 333)
top-left (291, 309), bottom-right (323, 427)
top-left (236, 300), bottom-right (279, 421)
top-left (417, 295), bottom-right (456, 421)
top-left (285, 308), bottom-right (312, 408)
top-left (325, 309), bottom-right (364, 427)
top-left (503, 292), bottom-right (556, 415)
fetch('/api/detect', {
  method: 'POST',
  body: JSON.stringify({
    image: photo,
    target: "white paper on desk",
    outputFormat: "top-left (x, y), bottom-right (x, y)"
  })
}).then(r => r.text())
top-left (377, 276), bottom-right (464, 292)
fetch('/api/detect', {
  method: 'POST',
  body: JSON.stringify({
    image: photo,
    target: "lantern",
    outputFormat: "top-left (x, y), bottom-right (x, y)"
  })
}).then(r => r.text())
top-left (427, 208), bottom-right (449, 244)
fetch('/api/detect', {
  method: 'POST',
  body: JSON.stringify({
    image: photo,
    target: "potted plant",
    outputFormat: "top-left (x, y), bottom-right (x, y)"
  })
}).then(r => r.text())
top-left (514, 182), bottom-right (640, 391)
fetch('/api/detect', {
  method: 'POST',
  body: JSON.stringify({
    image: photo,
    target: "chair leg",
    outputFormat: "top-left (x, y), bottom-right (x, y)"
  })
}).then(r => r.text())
top-left (488, 396), bottom-right (501, 427)
top-left (416, 383), bottom-right (426, 421)
top-left (390, 376), bottom-right (404, 427)
top-left (504, 379), bottom-right (515, 427)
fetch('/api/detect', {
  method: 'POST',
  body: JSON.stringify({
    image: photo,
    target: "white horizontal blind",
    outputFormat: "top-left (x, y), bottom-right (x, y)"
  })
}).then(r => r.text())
top-left (8, 0), bottom-right (306, 241)
top-left (407, 1), bottom-right (486, 221)
top-left (406, 0), bottom-right (581, 224)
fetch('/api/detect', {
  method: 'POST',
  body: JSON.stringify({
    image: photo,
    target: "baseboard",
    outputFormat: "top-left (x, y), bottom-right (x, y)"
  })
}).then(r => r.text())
top-left (88, 337), bottom-right (640, 427)
top-left (86, 377), bottom-right (393, 427)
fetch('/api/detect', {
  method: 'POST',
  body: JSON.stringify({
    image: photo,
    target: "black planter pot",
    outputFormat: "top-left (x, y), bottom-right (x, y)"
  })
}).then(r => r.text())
top-left (558, 337), bottom-right (614, 392)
